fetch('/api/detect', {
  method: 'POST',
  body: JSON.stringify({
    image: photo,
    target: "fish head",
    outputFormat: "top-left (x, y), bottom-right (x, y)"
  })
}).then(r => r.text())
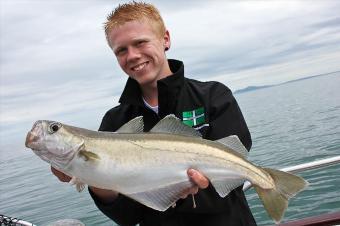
top-left (25, 120), bottom-right (84, 170)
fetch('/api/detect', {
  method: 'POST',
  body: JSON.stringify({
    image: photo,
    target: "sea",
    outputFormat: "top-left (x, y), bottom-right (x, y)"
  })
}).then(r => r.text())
top-left (1, 72), bottom-right (339, 226)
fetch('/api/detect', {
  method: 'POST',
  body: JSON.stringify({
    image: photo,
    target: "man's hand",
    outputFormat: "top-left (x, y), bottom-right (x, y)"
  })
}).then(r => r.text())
top-left (180, 169), bottom-right (209, 199)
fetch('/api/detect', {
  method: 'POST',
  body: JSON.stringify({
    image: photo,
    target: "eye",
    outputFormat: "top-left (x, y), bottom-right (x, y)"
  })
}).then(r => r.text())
top-left (115, 47), bottom-right (127, 56)
top-left (137, 40), bottom-right (145, 45)
top-left (136, 40), bottom-right (147, 47)
top-left (49, 122), bottom-right (61, 134)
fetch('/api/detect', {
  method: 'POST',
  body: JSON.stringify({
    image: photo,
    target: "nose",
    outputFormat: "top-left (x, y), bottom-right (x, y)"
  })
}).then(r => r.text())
top-left (25, 131), bottom-right (38, 148)
top-left (126, 47), bottom-right (141, 62)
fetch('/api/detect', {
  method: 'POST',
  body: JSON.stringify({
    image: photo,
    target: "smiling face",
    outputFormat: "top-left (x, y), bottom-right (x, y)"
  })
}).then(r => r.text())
top-left (108, 20), bottom-right (172, 88)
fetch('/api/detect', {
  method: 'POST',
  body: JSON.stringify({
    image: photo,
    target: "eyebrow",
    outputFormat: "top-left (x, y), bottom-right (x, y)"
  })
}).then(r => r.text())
top-left (114, 37), bottom-right (150, 52)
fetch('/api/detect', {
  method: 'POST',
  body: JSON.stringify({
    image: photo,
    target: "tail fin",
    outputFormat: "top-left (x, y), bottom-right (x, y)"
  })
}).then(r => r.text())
top-left (254, 168), bottom-right (308, 223)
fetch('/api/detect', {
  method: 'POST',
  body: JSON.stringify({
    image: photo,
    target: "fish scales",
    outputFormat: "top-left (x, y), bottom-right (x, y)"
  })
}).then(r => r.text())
top-left (110, 134), bottom-right (270, 188)
top-left (77, 132), bottom-right (271, 191)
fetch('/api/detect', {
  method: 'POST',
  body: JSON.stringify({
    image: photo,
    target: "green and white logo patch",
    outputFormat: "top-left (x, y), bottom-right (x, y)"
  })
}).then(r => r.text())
top-left (182, 107), bottom-right (205, 127)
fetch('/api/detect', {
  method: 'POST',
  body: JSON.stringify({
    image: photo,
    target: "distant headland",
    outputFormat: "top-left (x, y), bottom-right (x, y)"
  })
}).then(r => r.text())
top-left (233, 70), bottom-right (339, 94)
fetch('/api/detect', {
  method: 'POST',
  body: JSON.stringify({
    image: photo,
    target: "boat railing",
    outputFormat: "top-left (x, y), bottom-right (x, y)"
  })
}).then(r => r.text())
top-left (243, 155), bottom-right (340, 191)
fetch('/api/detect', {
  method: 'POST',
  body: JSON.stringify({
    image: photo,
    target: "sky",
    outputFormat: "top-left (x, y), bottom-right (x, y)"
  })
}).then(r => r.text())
top-left (1, 0), bottom-right (340, 157)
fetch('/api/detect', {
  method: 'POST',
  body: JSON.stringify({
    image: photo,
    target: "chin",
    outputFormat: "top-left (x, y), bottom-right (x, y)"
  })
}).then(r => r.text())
top-left (139, 79), bottom-right (157, 87)
top-left (134, 75), bottom-right (156, 86)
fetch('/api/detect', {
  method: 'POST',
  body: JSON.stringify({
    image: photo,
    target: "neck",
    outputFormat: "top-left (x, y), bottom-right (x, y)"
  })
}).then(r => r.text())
top-left (141, 60), bottom-right (172, 107)
top-left (141, 85), bottom-right (158, 107)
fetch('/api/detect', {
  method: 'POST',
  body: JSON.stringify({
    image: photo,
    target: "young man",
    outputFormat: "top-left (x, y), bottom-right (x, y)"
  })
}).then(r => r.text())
top-left (52, 2), bottom-right (256, 225)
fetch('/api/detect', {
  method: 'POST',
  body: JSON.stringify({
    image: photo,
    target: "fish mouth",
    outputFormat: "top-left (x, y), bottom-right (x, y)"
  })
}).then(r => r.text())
top-left (25, 131), bottom-right (39, 149)
top-left (26, 120), bottom-right (43, 149)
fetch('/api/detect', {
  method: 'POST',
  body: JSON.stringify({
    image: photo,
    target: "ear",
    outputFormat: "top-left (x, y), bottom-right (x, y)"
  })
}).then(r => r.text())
top-left (164, 30), bottom-right (171, 51)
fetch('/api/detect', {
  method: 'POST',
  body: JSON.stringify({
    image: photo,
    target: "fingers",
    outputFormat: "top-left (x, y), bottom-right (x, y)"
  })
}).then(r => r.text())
top-left (179, 169), bottom-right (209, 199)
top-left (51, 166), bottom-right (71, 182)
top-left (180, 186), bottom-right (199, 199)
top-left (187, 169), bottom-right (209, 189)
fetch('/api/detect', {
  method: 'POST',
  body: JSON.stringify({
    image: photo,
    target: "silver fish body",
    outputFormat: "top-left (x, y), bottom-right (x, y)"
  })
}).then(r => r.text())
top-left (68, 133), bottom-right (270, 193)
top-left (25, 115), bottom-right (308, 223)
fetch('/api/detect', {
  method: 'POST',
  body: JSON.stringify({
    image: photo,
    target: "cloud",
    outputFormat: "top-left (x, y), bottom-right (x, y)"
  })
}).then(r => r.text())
top-left (165, 1), bottom-right (340, 81)
top-left (1, 1), bottom-right (115, 81)
top-left (209, 50), bottom-right (340, 90)
top-left (0, 1), bottom-right (125, 127)
top-left (1, 0), bottom-right (340, 154)
top-left (1, 75), bottom-right (124, 125)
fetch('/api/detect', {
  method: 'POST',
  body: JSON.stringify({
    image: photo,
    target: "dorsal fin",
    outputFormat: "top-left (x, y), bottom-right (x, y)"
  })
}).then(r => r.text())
top-left (150, 115), bottom-right (201, 137)
top-left (116, 116), bottom-right (144, 133)
top-left (216, 135), bottom-right (248, 158)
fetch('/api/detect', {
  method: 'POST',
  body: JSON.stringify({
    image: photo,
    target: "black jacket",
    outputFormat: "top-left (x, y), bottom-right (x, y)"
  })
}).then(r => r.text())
top-left (89, 59), bottom-right (256, 226)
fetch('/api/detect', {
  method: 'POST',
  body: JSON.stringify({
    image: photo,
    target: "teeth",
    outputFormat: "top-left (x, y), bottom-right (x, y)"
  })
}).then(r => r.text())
top-left (132, 62), bottom-right (147, 71)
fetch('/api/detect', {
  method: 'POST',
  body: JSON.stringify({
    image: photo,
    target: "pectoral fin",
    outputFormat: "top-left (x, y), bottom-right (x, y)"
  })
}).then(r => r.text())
top-left (78, 150), bottom-right (100, 162)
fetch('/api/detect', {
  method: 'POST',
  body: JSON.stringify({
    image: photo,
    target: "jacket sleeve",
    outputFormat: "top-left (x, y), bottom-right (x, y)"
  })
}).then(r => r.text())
top-left (207, 82), bottom-right (252, 151)
top-left (88, 109), bottom-right (144, 226)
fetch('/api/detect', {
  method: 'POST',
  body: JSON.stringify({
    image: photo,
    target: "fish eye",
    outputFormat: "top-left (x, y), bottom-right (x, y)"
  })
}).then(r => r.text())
top-left (49, 122), bottom-right (61, 134)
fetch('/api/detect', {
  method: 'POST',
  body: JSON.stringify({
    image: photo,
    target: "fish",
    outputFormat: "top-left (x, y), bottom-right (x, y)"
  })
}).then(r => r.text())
top-left (25, 115), bottom-right (308, 223)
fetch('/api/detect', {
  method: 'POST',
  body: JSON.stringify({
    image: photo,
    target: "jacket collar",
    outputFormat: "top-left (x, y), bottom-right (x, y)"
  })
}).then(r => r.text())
top-left (119, 59), bottom-right (185, 107)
